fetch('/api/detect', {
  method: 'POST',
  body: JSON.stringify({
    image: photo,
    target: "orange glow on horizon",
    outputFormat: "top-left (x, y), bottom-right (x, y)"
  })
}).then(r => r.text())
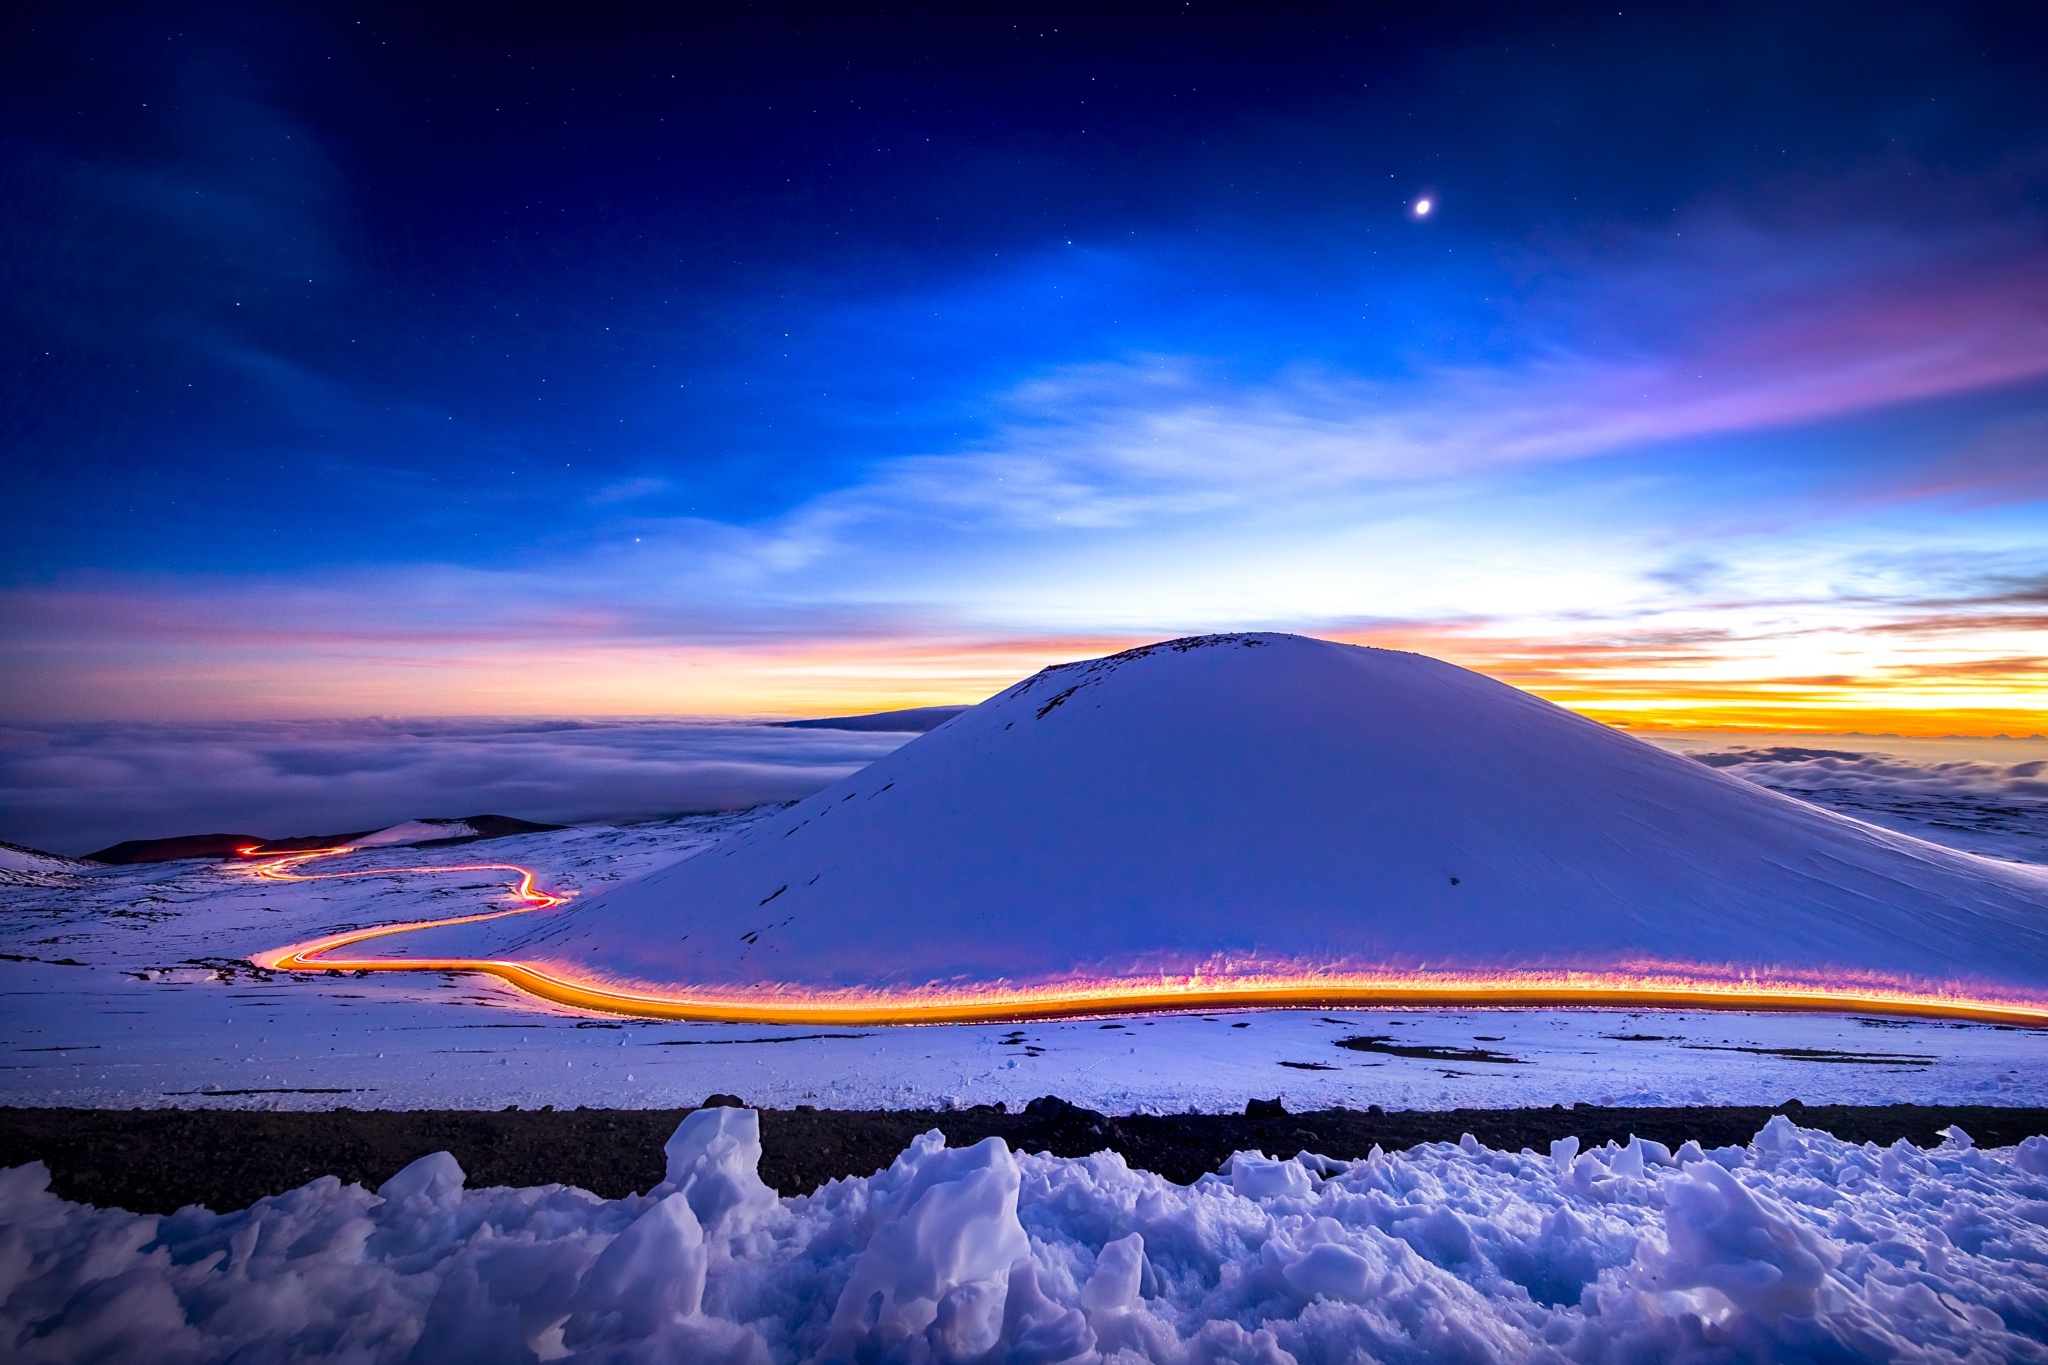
top-left (248, 849), bottom-right (2048, 1028)
top-left (21, 609), bottom-right (2044, 735)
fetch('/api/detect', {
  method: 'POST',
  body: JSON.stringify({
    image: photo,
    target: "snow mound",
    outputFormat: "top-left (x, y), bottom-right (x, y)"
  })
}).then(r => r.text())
top-left (0, 840), bottom-right (92, 888)
top-left (350, 819), bottom-right (478, 848)
top-left (0, 842), bottom-right (88, 875)
top-left (400, 633), bottom-right (2048, 1002)
top-left (7, 1111), bottom-right (2048, 1362)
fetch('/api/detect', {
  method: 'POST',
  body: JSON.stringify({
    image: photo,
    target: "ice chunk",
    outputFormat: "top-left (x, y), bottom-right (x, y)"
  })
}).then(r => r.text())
top-left (1550, 1134), bottom-right (1580, 1176)
top-left (1230, 1152), bottom-right (1313, 1201)
top-left (1079, 1232), bottom-right (1181, 1359)
top-left (1753, 1112), bottom-right (1806, 1155)
top-left (1393, 1204), bottom-right (1477, 1267)
top-left (377, 1150), bottom-right (464, 1208)
top-left (402, 1260), bottom-right (532, 1365)
top-left (1080, 1232), bottom-right (1146, 1315)
top-left (2016, 1134), bottom-right (2048, 1175)
top-left (567, 1192), bottom-right (706, 1340)
top-left (994, 1258), bottom-right (1094, 1364)
top-left (658, 1105), bottom-right (777, 1237)
top-left (1281, 1241), bottom-right (1379, 1302)
top-left (819, 1135), bottom-right (1031, 1359)
top-left (1648, 1159), bottom-right (1835, 1323)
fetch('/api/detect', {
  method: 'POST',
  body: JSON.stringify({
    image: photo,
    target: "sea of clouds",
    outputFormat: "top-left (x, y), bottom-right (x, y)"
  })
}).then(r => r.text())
top-left (0, 719), bottom-right (911, 856)
top-left (1675, 742), bottom-right (2048, 864)
top-left (1688, 746), bottom-right (2048, 801)
top-left (6, 1108), bottom-right (2047, 1363)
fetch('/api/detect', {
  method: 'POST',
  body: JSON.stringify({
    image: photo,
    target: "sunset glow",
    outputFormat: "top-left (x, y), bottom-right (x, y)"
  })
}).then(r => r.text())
top-left (14, 616), bottom-right (2041, 737)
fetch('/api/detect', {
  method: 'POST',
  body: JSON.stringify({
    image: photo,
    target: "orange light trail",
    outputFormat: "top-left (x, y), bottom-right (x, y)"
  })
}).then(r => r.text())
top-left (240, 844), bottom-right (568, 908)
top-left (247, 848), bottom-right (2048, 1028)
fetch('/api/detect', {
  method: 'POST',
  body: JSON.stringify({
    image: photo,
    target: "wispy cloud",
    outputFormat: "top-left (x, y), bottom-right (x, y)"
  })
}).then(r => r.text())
top-left (6, 174), bottom-right (2046, 727)
top-left (785, 213), bottom-right (2048, 534)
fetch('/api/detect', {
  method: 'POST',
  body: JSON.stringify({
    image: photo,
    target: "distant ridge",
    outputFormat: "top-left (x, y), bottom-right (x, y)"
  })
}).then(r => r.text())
top-left (771, 705), bottom-right (969, 733)
top-left (87, 814), bottom-right (564, 864)
top-left (86, 833), bottom-right (265, 865)
top-left (385, 633), bottom-right (2048, 1016)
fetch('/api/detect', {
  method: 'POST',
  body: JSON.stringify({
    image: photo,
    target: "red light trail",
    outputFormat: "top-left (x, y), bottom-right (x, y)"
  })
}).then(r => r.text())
top-left (248, 847), bottom-right (2048, 1028)
top-left (242, 844), bottom-right (567, 908)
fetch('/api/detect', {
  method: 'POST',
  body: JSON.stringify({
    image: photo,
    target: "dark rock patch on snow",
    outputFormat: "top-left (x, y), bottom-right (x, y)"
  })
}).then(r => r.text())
top-left (1337, 1035), bottom-right (1527, 1064)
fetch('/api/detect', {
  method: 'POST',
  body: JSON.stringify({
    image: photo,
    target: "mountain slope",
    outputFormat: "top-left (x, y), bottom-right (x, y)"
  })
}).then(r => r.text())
top-left (388, 635), bottom-right (2048, 1007)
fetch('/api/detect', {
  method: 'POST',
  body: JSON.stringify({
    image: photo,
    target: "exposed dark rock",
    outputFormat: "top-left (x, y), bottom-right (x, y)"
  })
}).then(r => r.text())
top-left (6, 1103), bottom-right (2046, 1216)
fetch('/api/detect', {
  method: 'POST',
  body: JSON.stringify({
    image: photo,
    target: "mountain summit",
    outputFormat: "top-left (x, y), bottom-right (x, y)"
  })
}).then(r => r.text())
top-left (387, 634), bottom-right (2048, 1012)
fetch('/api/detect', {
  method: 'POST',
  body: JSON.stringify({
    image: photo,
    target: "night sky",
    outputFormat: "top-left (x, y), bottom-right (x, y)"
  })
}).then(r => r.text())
top-left (5, 2), bottom-right (2046, 729)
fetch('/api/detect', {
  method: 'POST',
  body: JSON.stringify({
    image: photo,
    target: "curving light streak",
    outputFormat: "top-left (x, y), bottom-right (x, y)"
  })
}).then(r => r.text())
top-left (241, 844), bottom-right (568, 908)
top-left (248, 846), bottom-right (2048, 1027)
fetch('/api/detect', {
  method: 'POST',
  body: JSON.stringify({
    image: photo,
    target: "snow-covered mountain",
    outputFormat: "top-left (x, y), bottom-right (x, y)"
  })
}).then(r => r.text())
top-left (395, 634), bottom-right (2048, 1003)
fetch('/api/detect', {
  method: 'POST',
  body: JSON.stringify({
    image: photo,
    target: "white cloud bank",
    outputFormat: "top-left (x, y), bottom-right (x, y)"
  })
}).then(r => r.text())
top-left (1690, 745), bottom-right (2048, 801)
top-left (5, 1109), bottom-right (2047, 1362)
top-left (0, 719), bottom-right (911, 856)
top-left (1676, 740), bottom-right (2048, 864)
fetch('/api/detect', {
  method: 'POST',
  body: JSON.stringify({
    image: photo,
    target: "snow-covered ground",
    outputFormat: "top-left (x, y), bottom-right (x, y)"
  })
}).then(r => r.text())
top-left (7, 1106), bottom-right (2048, 1362)
top-left (2, 811), bottom-right (2044, 1113)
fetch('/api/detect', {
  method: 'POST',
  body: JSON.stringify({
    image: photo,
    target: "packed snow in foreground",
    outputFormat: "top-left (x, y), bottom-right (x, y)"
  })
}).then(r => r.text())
top-left (8, 1107), bottom-right (2048, 1363)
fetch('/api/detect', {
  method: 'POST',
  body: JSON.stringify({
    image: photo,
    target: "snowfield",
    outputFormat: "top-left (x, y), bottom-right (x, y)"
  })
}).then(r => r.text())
top-left (7, 1107), bottom-right (2048, 1363)
top-left (3, 812), bottom-right (2047, 1113)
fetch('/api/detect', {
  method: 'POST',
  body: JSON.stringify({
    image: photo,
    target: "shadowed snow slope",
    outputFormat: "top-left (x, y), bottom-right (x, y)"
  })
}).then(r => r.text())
top-left (395, 634), bottom-right (2048, 997)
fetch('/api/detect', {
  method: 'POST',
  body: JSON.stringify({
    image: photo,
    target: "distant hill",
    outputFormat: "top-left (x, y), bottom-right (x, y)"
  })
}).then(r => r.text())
top-left (771, 706), bottom-right (968, 732)
top-left (396, 634), bottom-right (2048, 1009)
top-left (87, 814), bottom-right (563, 864)
top-left (85, 833), bottom-right (266, 865)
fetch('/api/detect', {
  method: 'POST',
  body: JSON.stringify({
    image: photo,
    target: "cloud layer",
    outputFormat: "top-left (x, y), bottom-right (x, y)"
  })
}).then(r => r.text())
top-left (0, 719), bottom-right (911, 856)
top-left (1666, 736), bottom-right (2048, 864)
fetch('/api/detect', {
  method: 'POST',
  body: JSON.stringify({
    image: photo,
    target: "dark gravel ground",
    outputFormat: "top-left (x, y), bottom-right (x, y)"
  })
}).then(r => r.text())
top-left (4, 1098), bottom-right (2044, 1216)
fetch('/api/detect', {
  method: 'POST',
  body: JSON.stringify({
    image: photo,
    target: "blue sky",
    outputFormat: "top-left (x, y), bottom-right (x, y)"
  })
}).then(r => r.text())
top-left (3, 1), bottom-right (2046, 726)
